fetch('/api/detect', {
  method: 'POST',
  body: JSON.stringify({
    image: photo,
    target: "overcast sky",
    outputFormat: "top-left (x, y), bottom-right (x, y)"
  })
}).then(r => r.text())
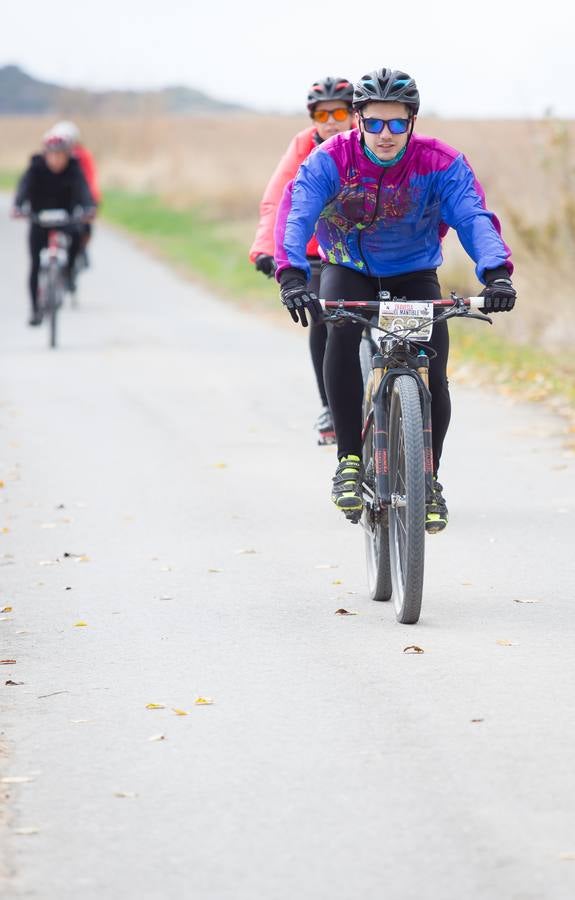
top-left (2, 0), bottom-right (574, 117)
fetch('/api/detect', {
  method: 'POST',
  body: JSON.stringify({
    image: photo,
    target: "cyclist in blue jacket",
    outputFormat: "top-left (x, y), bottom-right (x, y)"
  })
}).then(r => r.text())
top-left (274, 67), bottom-right (516, 532)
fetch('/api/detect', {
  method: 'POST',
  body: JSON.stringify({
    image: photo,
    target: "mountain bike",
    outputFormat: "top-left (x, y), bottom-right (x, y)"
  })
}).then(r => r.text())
top-left (30, 209), bottom-right (86, 348)
top-left (322, 293), bottom-right (491, 625)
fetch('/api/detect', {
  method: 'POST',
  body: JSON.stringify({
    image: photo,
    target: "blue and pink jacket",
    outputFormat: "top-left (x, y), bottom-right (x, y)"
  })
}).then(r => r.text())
top-left (274, 130), bottom-right (512, 283)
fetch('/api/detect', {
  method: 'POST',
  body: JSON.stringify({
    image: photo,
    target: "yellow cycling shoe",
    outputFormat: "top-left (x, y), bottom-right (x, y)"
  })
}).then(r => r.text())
top-left (425, 477), bottom-right (448, 534)
top-left (332, 454), bottom-right (363, 521)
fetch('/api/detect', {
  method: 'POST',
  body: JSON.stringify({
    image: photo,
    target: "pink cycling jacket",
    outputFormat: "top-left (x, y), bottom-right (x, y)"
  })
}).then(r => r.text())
top-left (249, 126), bottom-right (320, 262)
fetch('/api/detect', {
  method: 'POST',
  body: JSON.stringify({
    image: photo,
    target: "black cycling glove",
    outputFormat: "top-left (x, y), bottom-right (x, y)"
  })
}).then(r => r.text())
top-left (480, 267), bottom-right (517, 312)
top-left (279, 269), bottom-right (323, 327)
top-left (254, 254), bottom-right (275, 278)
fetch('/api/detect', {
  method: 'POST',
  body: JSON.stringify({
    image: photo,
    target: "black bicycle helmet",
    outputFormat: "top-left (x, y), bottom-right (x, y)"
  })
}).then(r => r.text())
top-left (307, 76), bottom-right (354, 112)
top-left (353, 68), bottom-right (420, 114)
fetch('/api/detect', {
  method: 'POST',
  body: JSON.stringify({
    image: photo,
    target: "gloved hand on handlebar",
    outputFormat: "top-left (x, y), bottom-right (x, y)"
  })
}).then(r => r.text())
top-left (279, 268), bottom-right (323, 327)
top-left (480, 267), bottom-right (517, 312)
top-left (254, 254), bottom-right (275, 278)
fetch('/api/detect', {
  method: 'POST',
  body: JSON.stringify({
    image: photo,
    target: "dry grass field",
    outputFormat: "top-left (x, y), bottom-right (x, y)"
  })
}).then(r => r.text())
top-left (2, 114), bottom-right (574, 346)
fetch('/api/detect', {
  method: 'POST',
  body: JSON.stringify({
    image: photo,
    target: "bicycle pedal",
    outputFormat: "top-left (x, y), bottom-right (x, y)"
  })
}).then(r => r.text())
top-left (344, 509), bottom-right (362, 525)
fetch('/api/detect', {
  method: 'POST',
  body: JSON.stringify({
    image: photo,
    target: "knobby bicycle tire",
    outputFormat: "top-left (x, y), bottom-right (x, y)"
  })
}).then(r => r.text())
top-left (388, 375), bottom-right (426, 624)
top-left (362, 371), bottom-right (392, 601)
top-left (47, 262), bottom-right (61, 349)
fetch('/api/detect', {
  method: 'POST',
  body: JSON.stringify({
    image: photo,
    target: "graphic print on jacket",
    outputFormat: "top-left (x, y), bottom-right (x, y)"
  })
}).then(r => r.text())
top-left (274, 130), bottom-right (512, 282)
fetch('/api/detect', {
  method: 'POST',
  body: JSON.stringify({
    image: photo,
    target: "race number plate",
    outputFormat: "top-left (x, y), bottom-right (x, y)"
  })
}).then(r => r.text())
top-left (378, 299), bottom-right (434, 341)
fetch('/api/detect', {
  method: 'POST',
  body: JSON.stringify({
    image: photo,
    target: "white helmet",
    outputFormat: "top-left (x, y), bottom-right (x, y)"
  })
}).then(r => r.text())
top-left (48, 120), bottom-right (80, 145)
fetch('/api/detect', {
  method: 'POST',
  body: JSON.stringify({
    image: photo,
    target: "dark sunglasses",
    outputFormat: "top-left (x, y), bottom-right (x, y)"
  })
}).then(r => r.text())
top-left (360, 115), bottom-right (410, 135)
top-left (312, 107), bottom-right (351, 123)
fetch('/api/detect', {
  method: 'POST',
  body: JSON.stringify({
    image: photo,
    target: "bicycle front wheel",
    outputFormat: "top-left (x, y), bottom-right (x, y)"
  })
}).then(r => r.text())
top-left (362, 371), bottom-right (392, 602)
top-left (388, 375), bottom-right (425, 624)
top-left (46, 263), bottom-right (62, 349)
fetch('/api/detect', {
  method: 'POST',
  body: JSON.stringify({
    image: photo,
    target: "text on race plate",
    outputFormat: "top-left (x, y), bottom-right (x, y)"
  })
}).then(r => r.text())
top-left (377, 297), bottom-right (434, 341)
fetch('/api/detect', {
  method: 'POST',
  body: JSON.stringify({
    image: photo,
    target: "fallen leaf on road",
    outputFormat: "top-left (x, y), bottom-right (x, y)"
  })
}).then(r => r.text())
top-left (65, 587), bottom-right (72, 591)
top-left (1, 606), bottom-right (12, 613)
top-left (403, 645), bottom-right (425, 654)
top-left (513, 598), bottom-right (542, 604)
top-left (1, 776), bottom-right (35, 784)
top-left (0, 660), bottom-right (16, 665)
top-left (146, 703), bottom-right (165, 710)
top-left (470, 718), bottom-right (484, 723)
top-left (74, 621), bottom-right (88, 627)
top-left (14, 827), bottom-right (39, 836)
top-left (5, 680), bottom-right (23, 686)
top-left (208, 568), bottom-right (221, 574)
top-left (335, 608), bottom-right (357, 616)
top-left (195, 697), bottom-right (213, 706)
top-left (212, 462), bottom-right (228, 469)
top-left (234, 549), bottom-right (256, 555)
top-left (1, 528), bottom-right (9, 535)
top-left (114, 791), bottom-right (138, 799)
top-left (0, 481), bottom-right (4, 489)
top-left (332, 579), bottom-right (343, 585)
top-left (496, 639), bottom-right (519, 646)
top-left (172, 708), bottom-right (189, 716)
top-left (148, 734), bottom-right (166, 742)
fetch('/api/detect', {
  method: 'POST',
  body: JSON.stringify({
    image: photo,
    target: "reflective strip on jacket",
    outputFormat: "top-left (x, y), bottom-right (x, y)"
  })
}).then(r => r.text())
top-left (249, 126), bottom-right (320, 262)
top-left (274, 129), bottom-right (512, 283)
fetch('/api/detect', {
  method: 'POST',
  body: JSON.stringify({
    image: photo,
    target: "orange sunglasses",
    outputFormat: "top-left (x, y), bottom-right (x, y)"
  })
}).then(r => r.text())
top-left (312, 107), bottom-right (351, 123)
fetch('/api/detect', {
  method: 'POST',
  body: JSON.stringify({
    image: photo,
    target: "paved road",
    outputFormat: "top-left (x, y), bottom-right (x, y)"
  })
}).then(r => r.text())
top-left (1, 194), bottom-right (574, 899)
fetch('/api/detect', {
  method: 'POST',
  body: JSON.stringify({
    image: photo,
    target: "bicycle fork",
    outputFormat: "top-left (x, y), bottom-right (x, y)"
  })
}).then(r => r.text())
top-left (370, 352), bottom-right (435, 509)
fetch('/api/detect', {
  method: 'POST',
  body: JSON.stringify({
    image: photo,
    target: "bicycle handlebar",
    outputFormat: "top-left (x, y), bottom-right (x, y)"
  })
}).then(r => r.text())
top-left (320, 294), bottom-right (492, 335)
top-left (18, 208), bottom-right (94, 227)
top-left (320, 297), bottom-right (486, 313)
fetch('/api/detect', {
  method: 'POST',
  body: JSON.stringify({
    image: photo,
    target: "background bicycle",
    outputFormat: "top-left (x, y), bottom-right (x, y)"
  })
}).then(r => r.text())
top-left (27, 208), bottom-right (89, 348)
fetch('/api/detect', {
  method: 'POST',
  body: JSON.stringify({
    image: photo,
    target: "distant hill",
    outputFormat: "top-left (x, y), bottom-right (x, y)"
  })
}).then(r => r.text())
top-left (0, 65), bottom-right (246, 115)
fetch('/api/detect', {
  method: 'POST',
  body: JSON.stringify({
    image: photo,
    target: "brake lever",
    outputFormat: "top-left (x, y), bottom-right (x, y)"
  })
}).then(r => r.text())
top-left (465, 312), bottom-right (493, 325)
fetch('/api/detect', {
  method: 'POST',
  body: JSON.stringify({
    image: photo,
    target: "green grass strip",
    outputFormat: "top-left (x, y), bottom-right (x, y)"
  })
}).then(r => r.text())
top-left (102, 190), bottom-right (273, 304)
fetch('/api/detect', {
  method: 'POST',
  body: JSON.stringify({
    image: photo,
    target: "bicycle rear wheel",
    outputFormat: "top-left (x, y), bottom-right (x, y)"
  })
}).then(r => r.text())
top-left (359, 329), bottom-right (376, 389)
top-left (388, 375), bottom-right (425, 624)
top-left (362, 371), bottom-right (392, 601)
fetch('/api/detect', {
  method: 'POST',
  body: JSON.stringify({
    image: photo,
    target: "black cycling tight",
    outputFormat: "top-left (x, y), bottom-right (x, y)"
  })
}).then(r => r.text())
top-left (320, 264), bottom-right (451, 473)
top-left (307, 258), bottom-right (329, 407)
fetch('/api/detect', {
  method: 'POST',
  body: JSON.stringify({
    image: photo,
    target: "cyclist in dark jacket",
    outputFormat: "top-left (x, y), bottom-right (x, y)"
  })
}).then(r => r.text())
top-left (13, 134), bottom-right (94, 325)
